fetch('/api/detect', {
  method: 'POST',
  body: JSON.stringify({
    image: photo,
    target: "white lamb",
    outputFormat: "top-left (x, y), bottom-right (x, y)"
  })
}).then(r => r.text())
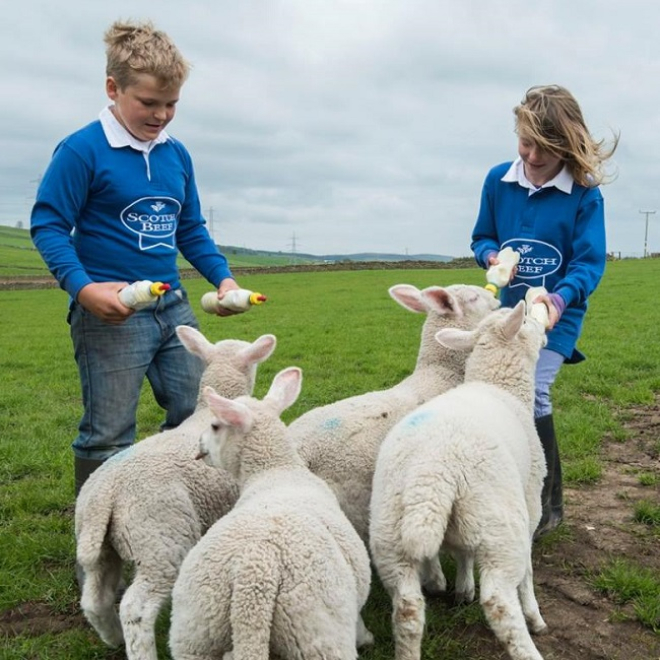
top-left (169, 367), bottom-right (373, 660)
top-left (289, 283), bottom-right (500, 542)
top-left (75, 326), bottom-right (277, 660)
top-left (370, 301), bottom-right (549, 660)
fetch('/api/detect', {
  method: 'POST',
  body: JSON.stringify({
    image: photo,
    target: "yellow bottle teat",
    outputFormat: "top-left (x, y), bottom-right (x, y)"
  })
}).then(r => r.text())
top-left (149, 282), bottom-right (171, 297)
top-left (484, 283), bottom-right (499, 297)
top-left (248, 292), bottom-right (267, 305)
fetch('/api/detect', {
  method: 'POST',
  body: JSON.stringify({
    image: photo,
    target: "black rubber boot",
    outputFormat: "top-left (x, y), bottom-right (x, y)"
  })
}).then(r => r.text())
top-left (74, 456), bottom-right (105, 496)
top-left (534, 414), bottom-right (563, 539)
top-left (74, 456), bottom-right (106, 590)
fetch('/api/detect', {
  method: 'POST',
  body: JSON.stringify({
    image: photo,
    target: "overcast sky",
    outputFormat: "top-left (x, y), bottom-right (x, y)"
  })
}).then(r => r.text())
top-left (2, 1), bottom-right (658, 258)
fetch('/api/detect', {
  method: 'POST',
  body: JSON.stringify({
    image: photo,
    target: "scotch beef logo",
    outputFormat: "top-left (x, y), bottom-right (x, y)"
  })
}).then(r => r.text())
top-left (502, 239), bottom-right (562, 290)
top-left (120, 197), bottom-right (181, 250)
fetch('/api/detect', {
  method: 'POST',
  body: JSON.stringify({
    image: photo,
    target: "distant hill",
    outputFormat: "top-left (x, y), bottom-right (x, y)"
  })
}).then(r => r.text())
top-left (218, 245), bottom-right (453, 263)
top-left (0, 225), bottom-right (456, 280)
top-left (316, 252), bottom-right (452, 263)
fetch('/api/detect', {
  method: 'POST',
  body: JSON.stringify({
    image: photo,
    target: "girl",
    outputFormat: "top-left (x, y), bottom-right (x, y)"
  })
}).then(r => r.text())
top-left (471, 84), bottom-right (618, 537)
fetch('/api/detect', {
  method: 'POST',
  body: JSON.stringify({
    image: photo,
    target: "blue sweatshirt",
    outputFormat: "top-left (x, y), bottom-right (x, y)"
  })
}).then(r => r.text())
top-left (471, 160), bottom-right (606, 363)
top-left (31, 115), bottom-right (232, 301)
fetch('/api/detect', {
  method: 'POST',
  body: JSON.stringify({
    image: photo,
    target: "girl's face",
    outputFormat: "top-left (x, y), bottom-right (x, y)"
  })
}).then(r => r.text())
top-left (106, 74), bottom-right (180, 142)
top-left (518, 136), bottom-right (563, 187)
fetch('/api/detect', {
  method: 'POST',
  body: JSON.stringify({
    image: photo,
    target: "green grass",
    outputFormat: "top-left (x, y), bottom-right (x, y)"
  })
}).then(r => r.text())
top-left (633, 500), bottom-right (660, 527)
top-left (1, 259), bottom-right (660, 657)
top-left (590, 559), bottom-right (660, 632)
top-left (0, 226), bottom-right (52, 276)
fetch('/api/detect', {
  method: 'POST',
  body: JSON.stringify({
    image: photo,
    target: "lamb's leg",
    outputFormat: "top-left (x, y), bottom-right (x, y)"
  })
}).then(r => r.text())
top-left (453, 550), bottom-right (475, 604)
top-left (120, 571), bottom-right (172, 660)
top-left (518, 557), bottom-right (548, 635)
top-left (356, 613), bottom-right (374, 648)
top-left (420, 555), bottom-right (446, 597)
top-left (79, 545), bottom-right (124, 647)
top-left (480, 572), bottom-right (544, 660)
top-left (391, 566), bottom-right (426, 660)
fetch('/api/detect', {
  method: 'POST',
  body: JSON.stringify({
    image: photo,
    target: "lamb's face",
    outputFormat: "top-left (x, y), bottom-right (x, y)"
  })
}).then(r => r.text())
top-left (520, 316), bottom-right (548, 355)
top-left (451, 285), bottom-right (501, 325)
top-left (473, 304), bottom-right (547, 360)
top-left (197, 419), bottom-right (242, 477)
top-left (197, 341), bottom-right (257, 397)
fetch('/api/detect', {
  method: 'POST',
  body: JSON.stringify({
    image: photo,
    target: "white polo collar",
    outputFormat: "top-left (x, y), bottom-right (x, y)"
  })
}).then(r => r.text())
top-left (99, 106), bottom-right (170, 154)
top-left (502, 157), bottom-right (574, 195)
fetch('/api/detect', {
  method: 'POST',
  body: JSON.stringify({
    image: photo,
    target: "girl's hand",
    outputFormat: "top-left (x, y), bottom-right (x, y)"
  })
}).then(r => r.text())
top-left (529, 292), bottom-right (560, 330)
top-left (487, 252), bottom-right (517, 281)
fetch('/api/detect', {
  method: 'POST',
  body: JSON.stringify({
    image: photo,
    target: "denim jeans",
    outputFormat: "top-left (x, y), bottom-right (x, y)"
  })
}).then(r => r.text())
top-left (534, 348), bottom-right (565, 419)
top-left (69, 287), bottom-right (204, 460)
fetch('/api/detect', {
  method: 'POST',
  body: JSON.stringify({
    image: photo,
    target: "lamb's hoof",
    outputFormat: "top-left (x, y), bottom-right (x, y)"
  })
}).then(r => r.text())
top-left (421, 583), bottom-right (446, 599)
top-left (454, 590), bottom-right (475, 605)
top-left (99, 628), bottom-right (125, 648)
top-left (530, 620), bottom-right (549, 635)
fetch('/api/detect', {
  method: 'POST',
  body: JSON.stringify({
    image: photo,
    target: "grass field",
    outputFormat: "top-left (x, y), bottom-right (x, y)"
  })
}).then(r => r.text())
top-left (1, 259), bottom-right (659, 658)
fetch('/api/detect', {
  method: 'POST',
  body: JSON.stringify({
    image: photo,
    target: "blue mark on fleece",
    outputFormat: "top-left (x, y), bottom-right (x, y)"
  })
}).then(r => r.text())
top-left (322, 417), bottom-right (342, 430)
top-left (403, 410), bottom-right (433, 428)
top-left (105, 447), bottom-right (135, 464)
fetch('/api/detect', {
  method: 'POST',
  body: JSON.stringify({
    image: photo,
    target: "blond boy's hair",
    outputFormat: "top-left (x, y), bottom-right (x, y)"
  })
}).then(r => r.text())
top-left (514, 84), bottom-right (619, 187)
top-left (104, 20), bottom-right (190, 90)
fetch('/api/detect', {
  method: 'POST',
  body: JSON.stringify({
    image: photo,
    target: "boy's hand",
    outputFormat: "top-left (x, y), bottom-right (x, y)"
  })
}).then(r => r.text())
top-left (212, 278), bottom-right (243, 317)
top-left (78, 282), bottom-right (134, 325)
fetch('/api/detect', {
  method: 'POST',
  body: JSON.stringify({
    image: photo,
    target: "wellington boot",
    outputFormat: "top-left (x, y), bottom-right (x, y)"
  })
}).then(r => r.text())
top-left (534, 414), bottom-right (563, 540)
top-left (74, 456), bottom-right (106, 591)
top-left (74, 456), bottom-right (105, 497)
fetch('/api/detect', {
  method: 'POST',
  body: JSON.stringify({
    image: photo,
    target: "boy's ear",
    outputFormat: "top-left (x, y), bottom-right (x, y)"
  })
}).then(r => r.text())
top-left (106, 76), bottom-right (119, 99)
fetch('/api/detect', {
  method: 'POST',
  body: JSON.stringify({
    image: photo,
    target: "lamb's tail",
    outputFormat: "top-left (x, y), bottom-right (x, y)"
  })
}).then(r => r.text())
top-left (230, 543), bottom-right (280, 659)
top-left (399, 471), bottom-right (458, 562)
top-left (75, 469), bottom-right (118, 569)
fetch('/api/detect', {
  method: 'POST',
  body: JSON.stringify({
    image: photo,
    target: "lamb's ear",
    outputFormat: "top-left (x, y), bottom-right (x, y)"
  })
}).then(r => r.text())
top-left (176, 326), bottom-right (214, 363)
top-left (502, 301), bottom-right (526, 341)
top-left (388, 284), bottom-right (426, 313)
top-left (240, 334), bottom-right (277, 366)
top-left (422, 286), bottom-right (463, 318)
top-left (203, 386), bottom-right (254, 433)
top-left (434, 327), bottom-right (476, 351)
top-left (265, 367), bottom-right (302, 414)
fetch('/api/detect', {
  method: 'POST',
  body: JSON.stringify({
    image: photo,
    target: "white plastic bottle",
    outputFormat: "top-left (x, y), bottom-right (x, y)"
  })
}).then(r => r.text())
top-left (201, 289), bottom-right (267, 314)
top-left (484, 247), bottom-right (521, 296)
top-left (525, 286), bottom-right (550, 328)
top-left (118, 280), bottom-right (171, 310)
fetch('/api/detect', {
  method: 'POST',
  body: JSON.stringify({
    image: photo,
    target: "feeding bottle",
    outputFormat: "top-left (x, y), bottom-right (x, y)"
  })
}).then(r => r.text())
top-left (201, 289), bottom-right (267, 314)
top-left (484, 247), bottom-right (521, 296)
top-left (525, 286), bottom-right (550, 329)
top-left (118, 280), bottom-right (171, 310)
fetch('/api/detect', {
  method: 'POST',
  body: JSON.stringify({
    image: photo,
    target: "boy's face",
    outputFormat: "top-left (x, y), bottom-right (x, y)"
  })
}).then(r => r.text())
top-left (106, 74), bottom-right (181, 142)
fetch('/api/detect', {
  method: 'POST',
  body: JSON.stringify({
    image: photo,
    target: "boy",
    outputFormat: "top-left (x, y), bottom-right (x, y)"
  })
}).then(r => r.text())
top-left (31, 20), bottom-right (241, 494)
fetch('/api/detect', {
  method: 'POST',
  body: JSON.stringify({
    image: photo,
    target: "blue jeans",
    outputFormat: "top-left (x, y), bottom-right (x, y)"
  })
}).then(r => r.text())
top-left (69, 288), bottom-right (204, 460)
top-left (534, 348), bottom-right (565, 419)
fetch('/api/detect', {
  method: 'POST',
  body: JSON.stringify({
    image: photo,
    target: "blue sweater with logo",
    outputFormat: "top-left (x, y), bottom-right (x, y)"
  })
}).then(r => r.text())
top-left (31, 120), bottom-right (232, 300)
top-left (471, 161), bottom-right (606, 362)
